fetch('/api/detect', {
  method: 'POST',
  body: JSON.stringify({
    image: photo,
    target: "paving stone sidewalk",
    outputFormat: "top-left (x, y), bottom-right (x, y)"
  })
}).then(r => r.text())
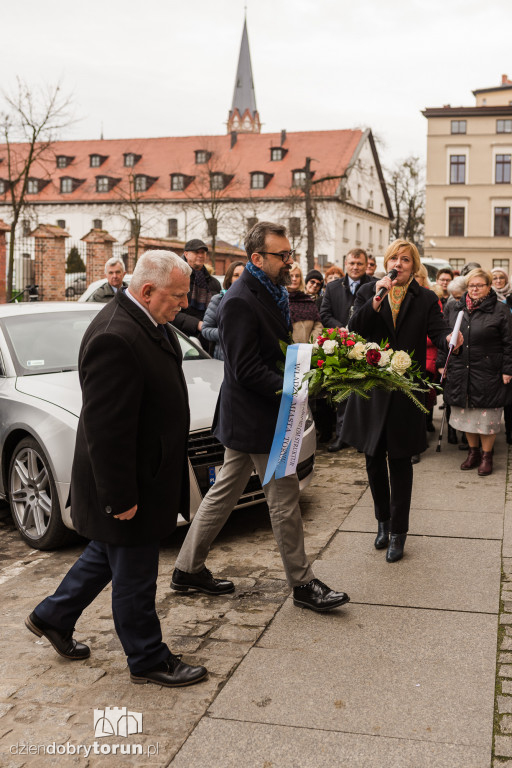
top-left (0, 424), bottom-right (509, 767)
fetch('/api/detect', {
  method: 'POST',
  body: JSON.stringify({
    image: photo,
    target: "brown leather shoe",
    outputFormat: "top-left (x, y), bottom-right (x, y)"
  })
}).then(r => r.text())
top-left (460, 447), bottom-right (481, 470)
top-left (477, 451), bottom-right (493, 476)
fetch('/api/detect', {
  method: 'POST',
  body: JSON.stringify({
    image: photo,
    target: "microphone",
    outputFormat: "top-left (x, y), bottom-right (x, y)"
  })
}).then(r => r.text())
top-left (375, 269), bottom-right (398, 302)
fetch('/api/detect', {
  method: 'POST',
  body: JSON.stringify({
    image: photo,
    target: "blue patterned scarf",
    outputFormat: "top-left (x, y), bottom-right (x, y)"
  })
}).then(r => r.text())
top-left (245, 261), bottom-right (291, 329)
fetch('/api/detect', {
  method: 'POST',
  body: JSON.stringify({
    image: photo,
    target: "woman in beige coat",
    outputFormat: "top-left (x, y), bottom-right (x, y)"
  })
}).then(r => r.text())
top-left (288, 262), bottom-right (323, 343)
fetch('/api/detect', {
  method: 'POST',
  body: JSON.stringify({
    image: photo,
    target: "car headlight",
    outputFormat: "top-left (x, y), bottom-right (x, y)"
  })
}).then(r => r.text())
top-left (305, 406), bottom-right (314, 431)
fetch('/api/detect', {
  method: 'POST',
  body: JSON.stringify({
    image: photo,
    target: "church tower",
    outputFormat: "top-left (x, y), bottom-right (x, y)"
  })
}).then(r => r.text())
top-left (227, 18), bottom-right (261, 134)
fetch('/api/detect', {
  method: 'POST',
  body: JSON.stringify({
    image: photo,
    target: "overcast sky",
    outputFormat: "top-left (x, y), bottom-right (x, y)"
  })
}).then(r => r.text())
top-left (3, 0), bottom-right (512, 172)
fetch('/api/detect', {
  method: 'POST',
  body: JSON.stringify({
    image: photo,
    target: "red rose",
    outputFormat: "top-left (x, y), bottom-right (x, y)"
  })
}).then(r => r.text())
top-left (317, 359), bottom-right (324, 367)
top-left (317, 336), bottom-right (326, 346)
top-left (366, 348), bottom-right (381, 365)
top-left (346, 339), bottom-right (355, 347)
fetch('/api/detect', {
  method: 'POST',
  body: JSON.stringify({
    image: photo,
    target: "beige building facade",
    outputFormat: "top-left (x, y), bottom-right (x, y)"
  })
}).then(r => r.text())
top-left (423, 75), bottom-right (512, 273)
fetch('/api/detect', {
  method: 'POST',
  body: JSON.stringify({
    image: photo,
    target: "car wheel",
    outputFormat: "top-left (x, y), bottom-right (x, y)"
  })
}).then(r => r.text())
top-left (8, 436), bottom-right (74, 550)
top-left (65, 287), bottom-right (75, 298)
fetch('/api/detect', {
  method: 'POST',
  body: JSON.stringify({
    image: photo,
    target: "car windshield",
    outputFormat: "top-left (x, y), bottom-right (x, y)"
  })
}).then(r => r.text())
top-left (1, 310), bottom-right (99, 375)
top-left (174, 330), bottom-right (208, 360)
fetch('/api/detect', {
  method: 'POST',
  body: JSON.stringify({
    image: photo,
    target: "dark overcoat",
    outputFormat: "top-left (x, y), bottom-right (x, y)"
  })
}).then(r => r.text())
top-left (320, 273), bottom-right (376, 328)
top-left (341, 279), bottom-right (450, 458)
top-left (438, 290), bottom-right (512, 409)
top-left (70, 290), bottom-right (190, 546)
top-left (213, 269), bottom-right (289, 454)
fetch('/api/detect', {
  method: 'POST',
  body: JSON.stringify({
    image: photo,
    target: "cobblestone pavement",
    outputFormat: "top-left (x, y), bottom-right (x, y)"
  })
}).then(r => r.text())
top-left (0, 446), bottom-right (368, 767)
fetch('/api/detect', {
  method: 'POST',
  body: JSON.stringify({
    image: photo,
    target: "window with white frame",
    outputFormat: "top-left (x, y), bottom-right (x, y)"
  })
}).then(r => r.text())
top-left (124, 153), bottom-right (136, 167)
top-left (27, 179), bottom-right (39, 194)
top-left (493, 258), bottom-right (510, 270)
top-left (90, 155), bottom-right (101, 167)
top-left (250, 172), bottom-right (265, 189)
top-left (171, 174), bottom-right (185, 191)
top-left (60, 178), bottom-right (73, 193)
top-left (292, 170), bottom-right (306, 187)
top-left (210, 173), bottom-right (225, 190)
top-left (134, 176), bottom-right (147, 192)
top-left (448, 207), bottom-right (465, 236)
top-left (497, 120), bottom-right (512, 134)
top-left (451, 120), bottom-right (467, 134)
top-left (0, 180), bottom-right (5, 194)
top-left (449, 258), bottom-right (466, 271)
top-left (494, 207), bottom-right (510, 236)
top-left (496, 155), bottom-right (511, 184)
top-left (96, 177), bottom-right (109, 193)
top-left (450, 155), bottom-right (466, 184)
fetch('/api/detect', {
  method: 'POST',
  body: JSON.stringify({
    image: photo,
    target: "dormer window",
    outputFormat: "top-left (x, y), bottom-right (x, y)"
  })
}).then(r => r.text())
top-left (170, 173), bottom-right (194, 191)
top-left (96, 176), bottom-right (119, 193)
top-left (0, 179), bottom-right (6, 194)
top-left (250, 171), bottom-right (273, 190)
top-left (26, 178), bottom-right (49, 194)
top-left (90, 154), bottom-right (108, 167)
top-left (124, 152), bottom-right (141, 167)
top-left (210, 172), bottom-right (233, 191)
top-left (134, 174), bottom-right (157, 192)
top-left (270, 147), bottom-right (287, 161)
top-left (56, 155), bottom-right (74, 168)
top-left (292, 170), bottom-right (307, 188)
top-left (195, 150), bottom-right (211, 164)
top-left (60, 177), bottom-right (84, 194)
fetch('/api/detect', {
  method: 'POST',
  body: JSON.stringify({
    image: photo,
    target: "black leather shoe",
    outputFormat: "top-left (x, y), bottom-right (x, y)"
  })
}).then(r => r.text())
top-left (411, 454), bottom-right (420, 465)
top-left (171, 566), bottom-right (235, 595)
top-left (374, 520), bottom-right (390, 549)
top-left (25, 611), bottom-right (90, 660)
top-left (293, 578), bottom-right (350, 612)
top-left (130, 653), bottom-right (207, 687)
top-left (327, 437), bottom-right (348, 453)
top-left (386, 534), bottom-right (407, 563)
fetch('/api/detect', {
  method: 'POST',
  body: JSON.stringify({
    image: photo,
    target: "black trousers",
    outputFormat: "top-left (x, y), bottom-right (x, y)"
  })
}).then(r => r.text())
top-left (365, 436), bottom-right (414, 535)
top-left (34, 540), bottom-right (170, 674)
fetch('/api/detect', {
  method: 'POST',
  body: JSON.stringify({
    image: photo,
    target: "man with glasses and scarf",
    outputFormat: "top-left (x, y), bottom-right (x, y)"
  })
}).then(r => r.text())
top-left (171, 222), bottom-right (350, 613)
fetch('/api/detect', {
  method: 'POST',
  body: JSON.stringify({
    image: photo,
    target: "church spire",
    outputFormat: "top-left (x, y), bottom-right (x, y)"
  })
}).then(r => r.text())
top-left (227, 18), bottom-right (261, 134)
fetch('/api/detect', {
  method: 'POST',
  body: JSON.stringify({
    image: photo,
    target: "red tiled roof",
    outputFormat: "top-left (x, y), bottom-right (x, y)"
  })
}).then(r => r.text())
top-left (0, 130), bottom-right (364, 204)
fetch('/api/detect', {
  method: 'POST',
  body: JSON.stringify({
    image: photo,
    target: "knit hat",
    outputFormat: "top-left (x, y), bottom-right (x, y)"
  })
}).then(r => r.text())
top-left (305, 269), bottom-right (324, 286)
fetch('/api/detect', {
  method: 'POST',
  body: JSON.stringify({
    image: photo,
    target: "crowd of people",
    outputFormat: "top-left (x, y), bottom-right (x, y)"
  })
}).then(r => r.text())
top-left (27, 222), bottom-right (512, 691)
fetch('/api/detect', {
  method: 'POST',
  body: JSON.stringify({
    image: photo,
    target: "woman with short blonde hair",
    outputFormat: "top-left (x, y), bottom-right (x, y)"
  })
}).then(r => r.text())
top-left (287, 261), bottom-right (322, 343)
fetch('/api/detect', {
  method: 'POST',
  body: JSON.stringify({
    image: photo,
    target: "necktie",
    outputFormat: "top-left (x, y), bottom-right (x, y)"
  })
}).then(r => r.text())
top-left (350, 281), bottom-right (359, 295)
top-left (157, 323), bottom-right (168, 340)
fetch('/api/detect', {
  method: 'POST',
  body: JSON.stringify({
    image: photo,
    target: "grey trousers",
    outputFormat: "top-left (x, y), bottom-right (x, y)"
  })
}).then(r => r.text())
top-left (175, 447), bottom-right (315, 587)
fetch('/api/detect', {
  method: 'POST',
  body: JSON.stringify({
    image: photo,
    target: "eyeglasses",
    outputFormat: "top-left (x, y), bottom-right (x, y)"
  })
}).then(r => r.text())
top-left (260, 250), bottom-right (296, 263)
top-left (467, 283), bottom-right (488, 290)
top-left (307, 279), bottom-right (322, 286)
top-left (493, 275), bottom-right (506, 281)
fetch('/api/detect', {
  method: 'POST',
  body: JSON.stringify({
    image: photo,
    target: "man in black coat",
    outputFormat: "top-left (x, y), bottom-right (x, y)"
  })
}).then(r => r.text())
top-left (26, 250), bottom-right (207, 688)
top-left (320, 248), bottom-right (376, 452)
top-left (171, 221), bottom-right (350, 613)
top-left (172, 238), bottom-right (221, 350)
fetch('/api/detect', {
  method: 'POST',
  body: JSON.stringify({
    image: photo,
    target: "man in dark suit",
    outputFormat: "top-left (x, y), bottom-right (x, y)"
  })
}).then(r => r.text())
top-left (171, 222), bottom-right (349, 613)
top-left (26, 250), bottom-right (207, 688)
top-left (89, 257), bottom-right (128, 302)
top-left (320, 248), bottom-right (376, 452)
top-left (172, 238), bottom-right (221, 350)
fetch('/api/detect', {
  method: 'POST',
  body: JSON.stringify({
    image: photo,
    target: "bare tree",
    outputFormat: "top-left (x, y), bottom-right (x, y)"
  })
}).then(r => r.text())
top-left (387, 156), bottom-right (425, 251)
top-left (0, 79), bottom-right (73, 299)
top-left (180, 150), bottom-right (241, 271)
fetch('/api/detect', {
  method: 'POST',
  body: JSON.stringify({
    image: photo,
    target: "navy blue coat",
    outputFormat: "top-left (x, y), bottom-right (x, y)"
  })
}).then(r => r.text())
top-left (341, 279), bottom-right (450, 458)
top-left (70, 291), bottom-right (190, 545)
top-left (214, 269), bottom-right (290, 454)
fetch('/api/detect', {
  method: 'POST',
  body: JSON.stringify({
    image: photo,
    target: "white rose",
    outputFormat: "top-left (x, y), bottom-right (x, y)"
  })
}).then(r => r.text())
top-left (365, 342), bottom-right (380, 351)
top-left (347, 341), bottom-right (366, 360)
top-left (322, 339), bottom-right (339, 355)
top-left (390, 350), bottom-right (412, 375)
top-left (377, 350), bottom-right (393, 367)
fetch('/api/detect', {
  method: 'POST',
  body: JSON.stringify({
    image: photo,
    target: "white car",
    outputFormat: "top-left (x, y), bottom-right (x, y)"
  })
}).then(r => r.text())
top-left (0, 302), bottom-right (316, 549)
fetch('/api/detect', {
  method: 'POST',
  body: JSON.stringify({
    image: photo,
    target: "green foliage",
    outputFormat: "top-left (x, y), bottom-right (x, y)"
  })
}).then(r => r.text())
top-left (66, 246), bottom-right (85, 274)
